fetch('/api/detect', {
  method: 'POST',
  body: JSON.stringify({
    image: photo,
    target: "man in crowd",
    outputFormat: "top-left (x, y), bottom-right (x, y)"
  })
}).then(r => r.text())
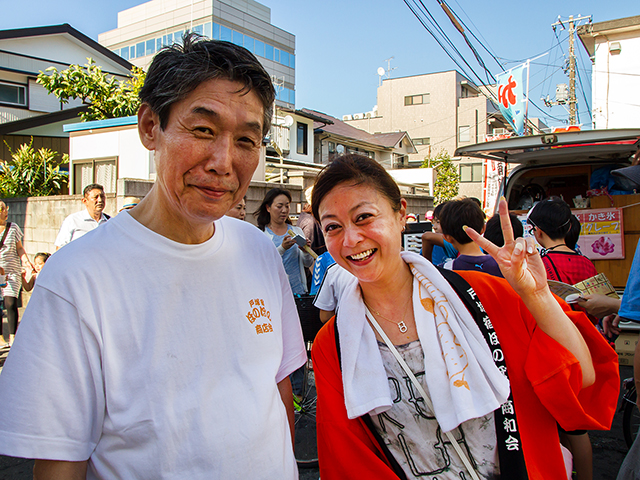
top-left (0, 34), bottom-right (306, 479)
top-left (54, 183), bottom-right (109, 250)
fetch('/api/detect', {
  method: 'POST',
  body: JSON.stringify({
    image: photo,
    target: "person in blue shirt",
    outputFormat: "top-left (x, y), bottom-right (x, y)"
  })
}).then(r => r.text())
top-left (421, 202), bottom-right (458, 266)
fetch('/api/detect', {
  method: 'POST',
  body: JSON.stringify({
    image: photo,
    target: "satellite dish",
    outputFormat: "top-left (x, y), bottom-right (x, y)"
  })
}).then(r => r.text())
top-left (336, 144), bottom-right (345, 154)
top-left (377, 67), bottom-right (385, 76)
top-left (282, 115), bottom-right (294, 128)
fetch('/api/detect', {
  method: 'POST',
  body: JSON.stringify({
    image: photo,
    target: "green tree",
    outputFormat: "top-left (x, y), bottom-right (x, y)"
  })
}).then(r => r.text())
top-left (422, 150), bottom-right (459, 204)
top-left (37, 58), bottom-right (145, 121)
top-left (0, 139), bottom-right (69, 197)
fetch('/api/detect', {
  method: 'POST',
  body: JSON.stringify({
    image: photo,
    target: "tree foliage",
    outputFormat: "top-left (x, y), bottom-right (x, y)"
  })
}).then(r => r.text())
top-left (422, 150), bottom-right (459, 204)
top-left (0, 139), bottom-right (69, 197)
top-left (37, 58), bottom-right (145, 121)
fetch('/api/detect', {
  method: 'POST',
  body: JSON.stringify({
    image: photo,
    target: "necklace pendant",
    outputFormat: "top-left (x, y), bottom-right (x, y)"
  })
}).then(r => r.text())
top-left (397, 321), bottom-right (408, 333)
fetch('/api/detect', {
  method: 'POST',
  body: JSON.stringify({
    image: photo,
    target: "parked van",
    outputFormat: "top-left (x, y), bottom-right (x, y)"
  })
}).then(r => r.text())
top-left (456, 128), bottom-right (640, 290)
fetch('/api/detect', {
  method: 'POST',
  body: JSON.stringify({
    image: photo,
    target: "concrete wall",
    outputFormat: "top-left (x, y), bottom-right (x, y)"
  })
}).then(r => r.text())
top-left (4, 178), bottom-right (154, 257)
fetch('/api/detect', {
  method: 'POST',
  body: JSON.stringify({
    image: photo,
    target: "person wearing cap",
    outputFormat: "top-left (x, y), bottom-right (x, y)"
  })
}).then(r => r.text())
top-left (54, 183), bottom-right (109, 250)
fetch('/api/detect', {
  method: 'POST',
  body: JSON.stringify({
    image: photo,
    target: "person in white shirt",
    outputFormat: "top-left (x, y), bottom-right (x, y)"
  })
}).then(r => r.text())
top-left (0, 34), bottom-right (305, 480)
top-left (54, 184), bottom-right (109, 249)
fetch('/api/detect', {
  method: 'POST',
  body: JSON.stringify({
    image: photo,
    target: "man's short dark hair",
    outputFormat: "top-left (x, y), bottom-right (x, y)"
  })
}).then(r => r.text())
top-left (439, 199), bottom-right (485, 244)
top-left (83, 184), bottom-right (104, 197)
top-left (139, 33), bottom-right (275, 136)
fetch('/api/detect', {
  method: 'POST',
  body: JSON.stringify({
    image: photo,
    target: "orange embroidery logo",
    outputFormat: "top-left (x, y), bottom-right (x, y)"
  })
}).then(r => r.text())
top-left (246, 298), bottom-right (273, 335)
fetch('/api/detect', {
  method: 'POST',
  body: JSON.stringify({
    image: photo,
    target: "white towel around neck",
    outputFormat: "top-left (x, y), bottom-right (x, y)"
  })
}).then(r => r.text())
top-left (336, 251), bottom-right (510, 432)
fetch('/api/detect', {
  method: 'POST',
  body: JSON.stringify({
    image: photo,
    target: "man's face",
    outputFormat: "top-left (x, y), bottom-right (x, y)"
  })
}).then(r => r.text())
top-left (83, 189), bottom-right (106, 217)
top-left (145, 78), bottom-right (264, 226)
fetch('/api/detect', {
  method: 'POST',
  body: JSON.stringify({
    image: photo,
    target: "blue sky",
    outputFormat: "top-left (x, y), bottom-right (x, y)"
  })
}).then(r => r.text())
top-left (1, 0), bottom-right (638, 128)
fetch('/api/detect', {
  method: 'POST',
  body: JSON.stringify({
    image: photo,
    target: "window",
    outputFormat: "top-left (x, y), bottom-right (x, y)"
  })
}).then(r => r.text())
top-left (156, 38), bottom-right (162, 51)
top-left (136, 42), bottom-right (145, 58)
top-left (0, 82), bottom-right (26, 107)
top-left (280, 50), bottom-right (289, 67)
top-left (413, 137), bottom-right (430, 146)
top-left (73, 158), bottom-right (117, 195)
top-left (120, 47), bottom-right (130, 60)
top-left (193, 24), bottom-right (203, 36)
top-left (404, 93), bottom-right (430, 106)
top-left (289, 55), bottom-right (295, 68)
top-left (220, 25), bottom-right (232, 42)
top-left (459, 125), bottom-right (471, 143)
top-left (297, 122), bottom-right (308, 155)
top-left (130, 45), bottom-right (136, 58)
top-left (213, 22), bottom-right (219, 39)
top-left (254, 39), bottom-right (265, 57)
top-left (274, 48), bottom-right (280, 63)
top-left (174, 31), bottom-right (184, 44)
top-left (204, 22), bottom-right (212, 38)
top-left (244, 36), bottom-right (254, 53)
top-left (460, 163), bottom-right (483, 183)
top-left (328, 141), bottom-right (336, 153)
top-left (232, 31), bottom-right (243, 46)
top-left (265, 44), bottom-right (274, 61)
top-left (146, 39), bottom-right (155, 56)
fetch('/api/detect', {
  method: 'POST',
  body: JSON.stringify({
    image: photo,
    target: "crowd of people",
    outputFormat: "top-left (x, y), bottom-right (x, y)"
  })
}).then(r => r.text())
top-left (0, 33), bottom-right (635, 480)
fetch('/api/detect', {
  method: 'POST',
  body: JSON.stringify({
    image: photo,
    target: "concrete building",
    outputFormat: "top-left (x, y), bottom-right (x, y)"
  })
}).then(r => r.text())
top-left (345, 70), bottom-right (510, 199)
top-left (0, 24), bottom-right (133, 163)
top-left (579, 15), bottom-right (640, 129)
top-left (99, 0), bottom-right (295, 108)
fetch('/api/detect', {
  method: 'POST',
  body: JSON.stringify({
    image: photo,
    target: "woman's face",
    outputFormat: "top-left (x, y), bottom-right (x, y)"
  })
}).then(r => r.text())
top-left (34, 257), bottom-right (46, 273)
top-left (317, 182), bottom-right (406, 286)
top-left (226, 198), bottom-right (246, 220)
top-left (266, 194), bottom-right (290, 225)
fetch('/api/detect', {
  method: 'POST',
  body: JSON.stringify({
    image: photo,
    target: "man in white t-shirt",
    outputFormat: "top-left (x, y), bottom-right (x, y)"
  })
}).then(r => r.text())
top-left (0, 34), bottom-right (306, 480)
top-left (54, 183), bottom-right (109, 250)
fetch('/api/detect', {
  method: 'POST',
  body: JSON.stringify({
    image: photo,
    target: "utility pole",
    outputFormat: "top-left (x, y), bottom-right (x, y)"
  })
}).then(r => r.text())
top-left (549, 15), bottom-right (591, 125)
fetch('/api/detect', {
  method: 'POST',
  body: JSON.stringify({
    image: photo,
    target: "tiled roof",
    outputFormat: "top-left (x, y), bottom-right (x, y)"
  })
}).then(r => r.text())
top-left (301, 108), bottom-right (409, 149)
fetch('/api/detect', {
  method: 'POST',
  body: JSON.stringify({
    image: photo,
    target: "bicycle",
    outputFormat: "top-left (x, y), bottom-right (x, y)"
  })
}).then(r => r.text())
top-left (293, 295), bottom-right (323, 469)
top-left (622, 377), bottom-right (640, 448)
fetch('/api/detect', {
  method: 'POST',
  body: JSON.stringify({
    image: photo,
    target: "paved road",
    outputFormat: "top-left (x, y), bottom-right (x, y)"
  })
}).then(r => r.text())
top-left (0, 364), bottom-right (632, 480)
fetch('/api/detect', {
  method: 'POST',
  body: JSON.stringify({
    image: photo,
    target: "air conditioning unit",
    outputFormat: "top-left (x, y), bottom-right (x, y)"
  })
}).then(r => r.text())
top-left (342, 115), bottom-right (353, 121)
top-left (353, 113), bottom-right (364, 120)
top-left (365, 112), bottom-right (372, 119)
top-left (493, 128), bottom-right (507, 135)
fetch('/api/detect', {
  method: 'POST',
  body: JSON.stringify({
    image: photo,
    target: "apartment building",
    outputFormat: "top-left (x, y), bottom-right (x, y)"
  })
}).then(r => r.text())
top-left (99, 0), bottom-right (295, 107)
top-left (579, 15), bottom-right (640, 129)
top-left (345, 70), bottom-right (511, 200)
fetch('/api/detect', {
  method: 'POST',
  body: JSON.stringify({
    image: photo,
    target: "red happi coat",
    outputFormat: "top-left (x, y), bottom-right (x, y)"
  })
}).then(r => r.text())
top-left (311, 271), bottom-right (619, 480)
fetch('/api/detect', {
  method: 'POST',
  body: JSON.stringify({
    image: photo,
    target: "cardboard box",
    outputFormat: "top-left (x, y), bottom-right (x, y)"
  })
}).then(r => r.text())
top-left (616, 332), bottom-right (639, 366)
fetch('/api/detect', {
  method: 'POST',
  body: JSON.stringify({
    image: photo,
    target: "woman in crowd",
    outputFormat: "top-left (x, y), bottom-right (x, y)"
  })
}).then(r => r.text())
top-left (310, 154), bottom-right (618, 480)
top-left (0, 201), bottom-right (35, 346)
top-left (255, 188), bottom-right (313, 295)
top-left (528, 198), bottom-right (597, 287)
top-left (226, 196), bottom-right (247, 221)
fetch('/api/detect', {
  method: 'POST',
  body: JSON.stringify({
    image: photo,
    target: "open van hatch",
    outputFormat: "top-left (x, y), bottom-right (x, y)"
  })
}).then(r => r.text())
top-left (455, 129), bottom-right (640, 210)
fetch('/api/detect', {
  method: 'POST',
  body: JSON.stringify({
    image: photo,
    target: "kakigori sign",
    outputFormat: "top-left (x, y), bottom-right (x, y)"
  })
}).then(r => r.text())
top-left (574, 208), bottom-right (624, 260)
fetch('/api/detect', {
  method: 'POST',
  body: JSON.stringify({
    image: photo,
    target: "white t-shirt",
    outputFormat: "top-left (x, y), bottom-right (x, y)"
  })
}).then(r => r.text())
top-left (313, 263), bottom-right (357, 312)
top-left (0, 212), bottom-right (306, 480)
top-left (54, 209), bottom-right (109, 248)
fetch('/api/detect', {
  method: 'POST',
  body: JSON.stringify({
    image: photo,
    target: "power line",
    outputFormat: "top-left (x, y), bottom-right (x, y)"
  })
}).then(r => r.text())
top-left (449, 0), bottom-right (503, 68)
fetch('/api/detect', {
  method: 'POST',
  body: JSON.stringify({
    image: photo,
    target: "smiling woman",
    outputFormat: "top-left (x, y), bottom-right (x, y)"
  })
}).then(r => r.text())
top-left (309, 154), bottom-right (619, 480)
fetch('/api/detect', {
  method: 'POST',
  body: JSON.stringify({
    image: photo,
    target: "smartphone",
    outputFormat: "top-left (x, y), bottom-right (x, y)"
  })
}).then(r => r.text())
top-left (291, 234), bottom-right (306, 247)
